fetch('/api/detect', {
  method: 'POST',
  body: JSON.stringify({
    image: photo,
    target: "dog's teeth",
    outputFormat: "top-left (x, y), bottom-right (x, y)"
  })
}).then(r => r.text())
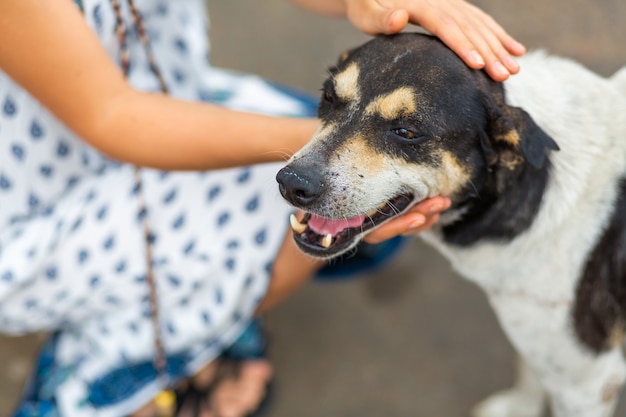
top-left (289, 214), bottom-right (307, 234)
top-left (321, 234), bottom-right (333, 248)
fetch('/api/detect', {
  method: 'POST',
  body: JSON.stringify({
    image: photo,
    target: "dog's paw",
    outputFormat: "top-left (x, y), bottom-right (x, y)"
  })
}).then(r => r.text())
top-left (471, 389), bottom-right (545, 417)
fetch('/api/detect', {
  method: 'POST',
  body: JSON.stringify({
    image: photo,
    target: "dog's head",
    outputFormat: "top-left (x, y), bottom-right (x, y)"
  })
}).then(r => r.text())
top-left (277, 33), bottom-right (558, 259)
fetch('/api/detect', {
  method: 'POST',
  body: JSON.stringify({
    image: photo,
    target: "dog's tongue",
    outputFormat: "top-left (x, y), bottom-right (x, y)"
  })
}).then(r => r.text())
top-left (308, 213), bottom-right (366, 236)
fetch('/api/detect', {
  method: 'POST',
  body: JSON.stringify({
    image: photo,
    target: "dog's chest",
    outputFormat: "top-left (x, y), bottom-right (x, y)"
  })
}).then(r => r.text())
top-left (420, 228), bottom-right (583, 303)
top-left (419, 173), bottom-right (621, 304)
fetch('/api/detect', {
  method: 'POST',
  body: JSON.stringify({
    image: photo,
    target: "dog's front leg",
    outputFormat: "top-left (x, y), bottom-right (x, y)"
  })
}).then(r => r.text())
top-left (471, 356), bottom-right (546, 417)
top-left (485, 294), bottom-right (626, 417)
top-left (545, 346), bottom-right (625, 417)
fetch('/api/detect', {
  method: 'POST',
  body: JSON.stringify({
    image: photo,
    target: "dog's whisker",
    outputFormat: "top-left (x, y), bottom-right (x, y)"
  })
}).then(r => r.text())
top-left (260, 149), bottom-right (296, 162)
top-left (468, 179), bottom-right (481, 199)
top-left (363, 213), bottom-right (376, 233)
top-left (385, 200), bottom-right (401, 217)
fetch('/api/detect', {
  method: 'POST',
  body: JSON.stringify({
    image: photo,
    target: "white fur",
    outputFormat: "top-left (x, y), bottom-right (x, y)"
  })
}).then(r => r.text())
top-left (421, 52), bottom-right (626, 417)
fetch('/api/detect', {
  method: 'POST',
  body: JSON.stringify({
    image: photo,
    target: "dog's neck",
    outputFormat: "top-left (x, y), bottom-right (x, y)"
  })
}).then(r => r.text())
top-left (439, 158), bottom-right (553, 246)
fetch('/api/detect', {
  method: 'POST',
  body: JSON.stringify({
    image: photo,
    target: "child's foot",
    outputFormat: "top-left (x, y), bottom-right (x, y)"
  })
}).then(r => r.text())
top-left (209, 359), bottom-right (273, 417)
top-left (130, 359), bottom-right (273, 417)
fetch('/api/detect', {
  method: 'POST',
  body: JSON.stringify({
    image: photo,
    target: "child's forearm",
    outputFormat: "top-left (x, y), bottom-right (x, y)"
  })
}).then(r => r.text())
top-left (94, 90), bottom-right (319, 170)
top-left (0, 0), bottom-right (317, 170)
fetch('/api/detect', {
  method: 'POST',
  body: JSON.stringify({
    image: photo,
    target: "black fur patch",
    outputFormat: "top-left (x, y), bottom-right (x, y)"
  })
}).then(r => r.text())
top-left (441, 156), bottom-right (553, 245)
top-left (441, 82), bottom-right (558, 246)
top-left (573, 178), bottom-right (626, 353)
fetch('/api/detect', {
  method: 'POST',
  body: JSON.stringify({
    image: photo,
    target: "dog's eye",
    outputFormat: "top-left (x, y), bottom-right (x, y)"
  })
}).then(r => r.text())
top-left (323, 90), bottom-right (334, 104)
top-left (392, 128), bottom-right (417, 140)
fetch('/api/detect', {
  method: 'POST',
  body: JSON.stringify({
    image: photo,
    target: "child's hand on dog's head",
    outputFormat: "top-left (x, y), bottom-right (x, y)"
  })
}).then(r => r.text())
top-left (342, 0), bottom-right (526, 82)
top-left (363, 196), bottom-right (452, 244)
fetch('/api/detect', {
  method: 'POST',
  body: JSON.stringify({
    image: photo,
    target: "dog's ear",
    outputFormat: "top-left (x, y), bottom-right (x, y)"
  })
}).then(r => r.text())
top-left (481, 88), bottom-right (559, 171)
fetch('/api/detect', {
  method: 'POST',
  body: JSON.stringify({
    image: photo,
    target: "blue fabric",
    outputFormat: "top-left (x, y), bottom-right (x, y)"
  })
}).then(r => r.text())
top-left (12, 320), bottom-right (266, 416)
top-left (12, 334), bottom-right (62, 417)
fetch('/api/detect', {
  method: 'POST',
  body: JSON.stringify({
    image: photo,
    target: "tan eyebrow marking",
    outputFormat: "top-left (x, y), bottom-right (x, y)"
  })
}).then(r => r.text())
top-left (334, 62), bottom-right (360, 103)
top-left (365, 87), bottom-right (417, 120)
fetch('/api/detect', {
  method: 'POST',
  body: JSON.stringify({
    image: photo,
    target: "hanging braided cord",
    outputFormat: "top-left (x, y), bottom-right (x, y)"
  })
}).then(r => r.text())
top-left (127, 0), bottom-right (169, 94)
top-left (109, 0), bottom-right (169, 383)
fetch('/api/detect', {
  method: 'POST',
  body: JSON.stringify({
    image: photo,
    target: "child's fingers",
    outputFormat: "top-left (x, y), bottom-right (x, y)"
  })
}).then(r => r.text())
top-left (362, 212), bottom-right (426, 244)
top-left (346, 0), bottom-right (526, 81)
top-left (475, 9), bottom-right (526, 57)
top-left (455, 5), bottom-right (526, 79)
top-left (467, 7), bottom-right (525, 77)
top-left (418, 9), bottom-right (488, 69)
top-left (386, 9), bottom-right (410, 34)
top-left (416, 7), bottom-right (509, 80)
top-left (452, 13), bottom-right (515, 81)
top-left (363, 196), bottom-right (451, 243)
top-left (404, 0), bottom-right (526, 81)
top-left (403, 213), bottom-right (440, 235)
top-left (345, 0), bottom-right (402, 35)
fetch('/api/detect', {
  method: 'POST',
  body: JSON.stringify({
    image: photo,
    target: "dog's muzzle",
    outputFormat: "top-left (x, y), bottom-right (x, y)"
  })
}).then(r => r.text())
top-left (276, 166), bottom-right (414, 259)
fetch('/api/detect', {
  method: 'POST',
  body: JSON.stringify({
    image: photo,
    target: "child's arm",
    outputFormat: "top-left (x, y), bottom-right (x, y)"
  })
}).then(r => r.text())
top-left (0, 0), bottom-right (447, 239)
top-left (0, 0), bottom-right (318, 171)
top-left (289, 0), bottom-right (526, 81)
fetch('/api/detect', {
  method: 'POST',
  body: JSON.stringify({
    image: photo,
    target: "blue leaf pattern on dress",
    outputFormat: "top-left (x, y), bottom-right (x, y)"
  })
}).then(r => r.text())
top-left (56, 141), bottom-right (70, 158)
top-left (103, 235), bottom-right (115, 250)
top-left (254, 228), bottom-right (267, 245)
top-left (28, 193), bottom-right (40, 209)
top-left (246, 195), bottom-right (259, 212)
top-left (78, 249), bottom-right (90, 265)
top-left (162, 188), bottom-right (177, 204)
top-left (40, 165), bottom-right (54, 178)
top-left (173, 38), bottom-right (188, 54)
top-left (236, 168), bottom-right (251, 184)
top-left (12, 144), bottom-right (25, 161)
top-left (172, 213), bottom-right (185, 229)
top-left (1, 270), bottom-right (13, 282)
top-left (0, 174), bottom-right (11, 189)
top-left (46, 266), bottom-right (58, 281)
top-left (3, 96), bottom-right (17, 116)
top-left (207, 185), bottom-right (221, 202)
top-left (182, 239), bottom-right (195, 254)
top-left (217, 212), bottom-right (230, 227)
top-left (96, 205), bottom-right (108, 221)
top-left (30, 120), bottom-right (44, 139)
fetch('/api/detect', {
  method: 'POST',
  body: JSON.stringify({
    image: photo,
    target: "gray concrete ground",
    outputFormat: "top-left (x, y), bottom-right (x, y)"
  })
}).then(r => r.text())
top-left (1, 1), bottom-right (626, 416)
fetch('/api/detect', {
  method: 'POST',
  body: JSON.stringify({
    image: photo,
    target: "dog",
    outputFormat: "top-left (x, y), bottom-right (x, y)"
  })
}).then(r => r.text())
top-left (276, 33), bottom-right (626, 417)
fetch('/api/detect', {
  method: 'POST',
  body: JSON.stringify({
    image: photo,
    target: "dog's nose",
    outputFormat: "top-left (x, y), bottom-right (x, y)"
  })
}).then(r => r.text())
top-left (276, 166), bottom-right (324, 207)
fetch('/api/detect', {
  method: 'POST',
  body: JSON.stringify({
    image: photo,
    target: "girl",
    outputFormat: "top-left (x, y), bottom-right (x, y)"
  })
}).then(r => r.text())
top-left (0, 0), bottom-right (525, 416)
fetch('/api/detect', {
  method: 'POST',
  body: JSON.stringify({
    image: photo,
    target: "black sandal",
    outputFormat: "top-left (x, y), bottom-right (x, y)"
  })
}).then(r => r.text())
top-left (160, 320), bottom-right (273, 417)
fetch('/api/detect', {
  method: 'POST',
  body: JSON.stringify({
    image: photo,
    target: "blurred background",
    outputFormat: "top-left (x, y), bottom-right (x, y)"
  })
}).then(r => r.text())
top-left (1, 1), bottom-right (625, 416)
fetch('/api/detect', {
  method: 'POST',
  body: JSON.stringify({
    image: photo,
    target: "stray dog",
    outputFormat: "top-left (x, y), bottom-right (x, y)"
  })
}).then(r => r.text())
top-left (276, 33), bottom-right (626, 417)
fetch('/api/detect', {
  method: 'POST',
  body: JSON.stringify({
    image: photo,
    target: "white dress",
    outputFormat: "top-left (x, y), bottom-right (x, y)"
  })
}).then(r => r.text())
top-left (0, 0), bottom-right (317, 415)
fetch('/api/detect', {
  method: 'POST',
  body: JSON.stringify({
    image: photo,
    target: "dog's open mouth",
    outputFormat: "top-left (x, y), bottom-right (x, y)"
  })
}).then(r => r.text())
top-left (289, 193), bottom-right (415, 258)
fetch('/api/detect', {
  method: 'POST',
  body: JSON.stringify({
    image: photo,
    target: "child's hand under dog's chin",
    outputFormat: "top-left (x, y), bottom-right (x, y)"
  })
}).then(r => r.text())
top-left (362, 196), bottom-right (451, 244)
